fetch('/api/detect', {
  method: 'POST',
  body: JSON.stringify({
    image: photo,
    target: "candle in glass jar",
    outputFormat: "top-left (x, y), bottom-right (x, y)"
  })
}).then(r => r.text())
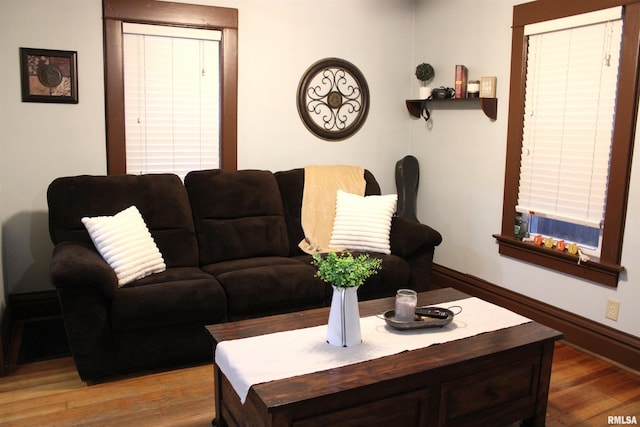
top-left (395, 289), bottom-right (417, 322)
top-left (467, 80), bottom-right (480, 98)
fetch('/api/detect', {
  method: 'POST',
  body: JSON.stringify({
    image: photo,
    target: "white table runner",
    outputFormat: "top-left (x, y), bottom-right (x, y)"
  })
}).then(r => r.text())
top-left (215, 297), bottom-right (531, 403)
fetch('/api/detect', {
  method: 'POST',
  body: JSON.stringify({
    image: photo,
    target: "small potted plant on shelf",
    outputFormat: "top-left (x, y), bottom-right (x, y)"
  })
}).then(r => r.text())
top-left (415, 63), bottom-right (435, 99)
top-left (312, 251), bottom-right (382, 347)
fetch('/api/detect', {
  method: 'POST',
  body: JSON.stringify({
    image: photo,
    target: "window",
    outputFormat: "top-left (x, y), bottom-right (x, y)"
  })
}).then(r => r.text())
top-left (123, 24), bottom-right (221, 180)
top-left (103, 0), bottom-right (238, 175)
top-left (517, 8), bottom-right (622, 259)
top-left (495, 0), bottom-right (640, 287)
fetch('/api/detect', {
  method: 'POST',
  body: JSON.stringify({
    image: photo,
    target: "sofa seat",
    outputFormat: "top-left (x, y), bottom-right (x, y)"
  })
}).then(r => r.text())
top-left (203, 257), bottom-right (327, 320)
top-left (108, 268), bottom-right (227, 375)
top-left (111, 267), bottom-right (226, 331)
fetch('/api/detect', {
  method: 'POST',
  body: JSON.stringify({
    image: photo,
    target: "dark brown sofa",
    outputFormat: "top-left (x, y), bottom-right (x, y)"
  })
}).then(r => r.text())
top-left (47, 168), bottom-right (442, 382)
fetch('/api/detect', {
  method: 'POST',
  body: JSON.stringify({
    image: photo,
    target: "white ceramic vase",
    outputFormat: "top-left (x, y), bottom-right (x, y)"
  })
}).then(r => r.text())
top-left (419, 86), bottom-right (432, 99)
top-left (326, 285), bottom-right (362, 347)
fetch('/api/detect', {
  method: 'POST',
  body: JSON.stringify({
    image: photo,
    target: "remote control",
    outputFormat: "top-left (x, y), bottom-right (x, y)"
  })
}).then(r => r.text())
top-left (415, 307), bottom-right (449, 319)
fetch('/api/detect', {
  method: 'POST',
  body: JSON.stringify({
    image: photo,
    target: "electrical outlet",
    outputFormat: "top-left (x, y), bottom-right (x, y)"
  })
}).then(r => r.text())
top-left (606, 298), bottom-right (620, 321)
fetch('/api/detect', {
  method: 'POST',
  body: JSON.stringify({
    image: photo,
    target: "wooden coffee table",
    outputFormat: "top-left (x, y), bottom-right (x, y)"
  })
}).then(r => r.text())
top-left (206, 287), bottom-right (562, 427)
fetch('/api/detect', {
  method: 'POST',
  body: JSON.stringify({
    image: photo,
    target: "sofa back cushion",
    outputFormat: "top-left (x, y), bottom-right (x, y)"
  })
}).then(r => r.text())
top-left (274, 168), bottom-right (382, 257)
top-left (184, 169), bottom-right (290, 264)
top-left (47, 173), bottom-right (199, 268)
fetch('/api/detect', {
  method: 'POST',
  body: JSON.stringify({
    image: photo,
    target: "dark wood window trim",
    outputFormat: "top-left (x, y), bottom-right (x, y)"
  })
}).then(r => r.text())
top-left (102, 0), bottom-right (238, 174)
top-left (495, 0), bottom-right (640, 287)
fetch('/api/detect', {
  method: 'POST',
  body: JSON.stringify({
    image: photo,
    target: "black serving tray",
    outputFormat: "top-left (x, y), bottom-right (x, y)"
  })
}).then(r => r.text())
top-left (383, 306), bottom-right (455, 330)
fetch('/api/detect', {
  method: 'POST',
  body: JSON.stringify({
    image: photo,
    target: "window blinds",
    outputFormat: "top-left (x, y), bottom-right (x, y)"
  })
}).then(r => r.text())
top-left (516, 8), bottom-right (623, 228)
top-left (123, 24), bottom-right (222, 180)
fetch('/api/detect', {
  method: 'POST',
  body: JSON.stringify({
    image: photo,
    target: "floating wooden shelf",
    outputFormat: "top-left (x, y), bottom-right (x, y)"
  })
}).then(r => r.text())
top-left (406, 97), bottom-right (498, 120)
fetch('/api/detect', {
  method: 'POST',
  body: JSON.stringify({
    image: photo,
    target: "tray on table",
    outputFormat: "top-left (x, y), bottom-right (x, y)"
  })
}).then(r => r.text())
top-left (383, 306), bottom-right (456, 330)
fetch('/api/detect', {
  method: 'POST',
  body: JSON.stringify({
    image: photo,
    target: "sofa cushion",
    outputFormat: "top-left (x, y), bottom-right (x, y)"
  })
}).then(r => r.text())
top-left (82, 206), bottom-right (166, 286)
top-left (329, 191), bottom-right (397, 254)
top-left (202, 257), bottom-right (326, 319)
top-left (110, 267), bottom-right (226, 331)
top-left (203, 256), bottom-right (302, 276)
top-left (185, 169), bottom-right (290, 264)
top-left (47, 173), bottom-right (199, 268)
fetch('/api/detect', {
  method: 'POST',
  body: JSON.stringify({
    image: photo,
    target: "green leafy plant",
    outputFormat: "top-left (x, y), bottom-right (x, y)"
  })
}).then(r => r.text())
top-left (415, 63), bottom-right (435, 83)
top-left (312, 252), bottom-right (382, 288)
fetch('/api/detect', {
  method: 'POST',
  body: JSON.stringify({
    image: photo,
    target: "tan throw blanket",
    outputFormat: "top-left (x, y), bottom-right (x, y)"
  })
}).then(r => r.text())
top-left (299, 165), bottom-right (366, 254)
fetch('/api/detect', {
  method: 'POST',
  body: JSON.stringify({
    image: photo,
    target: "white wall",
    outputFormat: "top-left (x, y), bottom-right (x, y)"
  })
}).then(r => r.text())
top-left (0, 0), bottom-right (107, 295)
top-left (191, 0), bottom-right (416, 192)
top-left (0, 0), bottom-right (415, 296)
top-left (412, 0), bottom-right (640, 338)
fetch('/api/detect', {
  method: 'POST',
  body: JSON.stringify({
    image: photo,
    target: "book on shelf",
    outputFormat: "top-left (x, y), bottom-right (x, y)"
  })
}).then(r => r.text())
top-left (454, 65), bottom-right (468, 99)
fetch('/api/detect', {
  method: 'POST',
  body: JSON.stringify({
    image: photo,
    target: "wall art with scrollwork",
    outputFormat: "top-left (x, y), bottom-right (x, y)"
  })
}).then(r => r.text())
top-left (296, 58), bottom-right (369, 141)
top-left (19, 47), bottom-right (78, 104)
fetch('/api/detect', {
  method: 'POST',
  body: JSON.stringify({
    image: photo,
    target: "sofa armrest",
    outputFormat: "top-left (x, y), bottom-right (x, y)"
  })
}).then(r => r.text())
top-left (50, 241), bottom-right (117, 301)
top-left (390, 216), bottom-right (443, 258)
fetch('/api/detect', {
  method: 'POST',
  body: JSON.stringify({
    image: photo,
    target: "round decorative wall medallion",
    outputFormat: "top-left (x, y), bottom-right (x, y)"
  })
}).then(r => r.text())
top-left (37, 63), bottom-right (63, 88)
top-left (297, 58), bottom-right (370, 141)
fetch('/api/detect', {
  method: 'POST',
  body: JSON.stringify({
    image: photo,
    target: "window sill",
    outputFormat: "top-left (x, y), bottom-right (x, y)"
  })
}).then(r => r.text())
top-left (493, 234), bottom-right (624, 287)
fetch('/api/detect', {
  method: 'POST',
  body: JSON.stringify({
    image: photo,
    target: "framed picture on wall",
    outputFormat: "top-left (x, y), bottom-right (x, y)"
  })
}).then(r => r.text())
top-left (19, 47), bottom-right (78, 104)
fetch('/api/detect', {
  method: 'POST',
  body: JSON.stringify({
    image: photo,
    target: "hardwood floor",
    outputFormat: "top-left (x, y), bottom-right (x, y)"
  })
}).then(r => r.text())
top-left (546, 342), bottom-right (640, 426)
top-left (0, 357), bottom-right (216, 426)
top-left (0, 341), bottom-right (638, 426)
